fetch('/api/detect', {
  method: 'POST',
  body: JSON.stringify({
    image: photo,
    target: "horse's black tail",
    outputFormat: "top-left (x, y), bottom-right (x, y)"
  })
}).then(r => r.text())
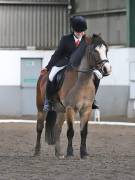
top-left (45, 111), bottom-right (57, 145)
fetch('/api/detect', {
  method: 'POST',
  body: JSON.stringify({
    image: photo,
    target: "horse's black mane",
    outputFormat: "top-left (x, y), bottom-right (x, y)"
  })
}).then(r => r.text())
top-left (69, 34), bottom-right (107, 68)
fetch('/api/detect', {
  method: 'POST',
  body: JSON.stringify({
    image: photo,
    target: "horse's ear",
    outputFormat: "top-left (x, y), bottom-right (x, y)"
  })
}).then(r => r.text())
top-left (92, 33), bottom-right (98, 38)
top-left (92, 33), bottom-right (101, 38)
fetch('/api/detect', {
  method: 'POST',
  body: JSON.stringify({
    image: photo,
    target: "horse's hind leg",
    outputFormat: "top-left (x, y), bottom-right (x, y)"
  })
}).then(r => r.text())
top-left (66, 107), bottom-right (75, 157)
top-left (80, 107), bottom-right (91, 158)
top-left (34, 111), bottom-right (46, 155)
top-left (54, 112), bottom-right (65, 158)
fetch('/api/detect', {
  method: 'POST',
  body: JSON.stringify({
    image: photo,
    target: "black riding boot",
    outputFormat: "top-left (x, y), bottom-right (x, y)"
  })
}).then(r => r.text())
top-left (43, 98), bottom-right (53, 111)
top-left (92, 75), bottom-right (100, 109)
top-left (43, 80), bottom-right (54, 111)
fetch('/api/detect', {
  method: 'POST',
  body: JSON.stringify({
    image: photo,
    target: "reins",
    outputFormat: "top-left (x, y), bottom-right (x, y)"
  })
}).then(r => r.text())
top-left (68, 59), bottom-right (109, 74)
top-left (75, 68), bottom-right (94, 74)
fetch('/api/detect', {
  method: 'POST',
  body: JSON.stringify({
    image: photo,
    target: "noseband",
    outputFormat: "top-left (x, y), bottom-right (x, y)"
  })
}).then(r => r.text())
top-left (96, 59), bottom-right (109, 76)
top-left (97, 59), bottom-right (109, 69)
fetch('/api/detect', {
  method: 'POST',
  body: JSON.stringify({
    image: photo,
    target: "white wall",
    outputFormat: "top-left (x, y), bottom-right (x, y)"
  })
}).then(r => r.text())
top-left (0, 48), bottom-right (134, 117)
top-left (0, 50), bottom-right (54, 86)
top-left (0, 47), bottom-right (133, 86)
top-left (101, 47), bottom-right (130, 86)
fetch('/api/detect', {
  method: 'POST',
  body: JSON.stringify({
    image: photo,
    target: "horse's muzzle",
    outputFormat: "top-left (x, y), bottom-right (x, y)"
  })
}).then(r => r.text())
top-left (102, 62), bottom-right (112, 76)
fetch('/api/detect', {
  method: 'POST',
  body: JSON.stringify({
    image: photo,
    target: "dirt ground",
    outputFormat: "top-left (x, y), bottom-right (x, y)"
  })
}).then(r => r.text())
top-left (0, 122), bottom-right (135, 180)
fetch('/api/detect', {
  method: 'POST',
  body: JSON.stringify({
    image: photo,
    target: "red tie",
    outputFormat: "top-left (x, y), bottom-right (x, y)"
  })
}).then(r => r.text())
top-left (75, 39), bottom-right (80, 47)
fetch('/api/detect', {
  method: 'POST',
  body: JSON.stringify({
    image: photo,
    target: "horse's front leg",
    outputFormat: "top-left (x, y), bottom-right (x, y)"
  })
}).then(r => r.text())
top-left (66, 107), bottom-right (75, 157)
top-left (54, 112), bottom-right (65, 158)
top-left (80, 107), bottom-right (92, 158)
top-left (34, 111), bottom-right (47, 155)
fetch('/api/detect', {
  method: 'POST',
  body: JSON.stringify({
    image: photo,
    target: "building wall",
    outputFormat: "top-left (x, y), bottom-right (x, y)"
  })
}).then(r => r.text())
top-left (86, 14), bottom-right (127, 45)
top-left (0, 0), bottom-right (69, 49)
top-left (72, 0), bottom-right (127, 46)
top-left (74, 0), bottom-right (126, 12)
top-left (0, 0), bottom-right (133, 118)
top-left (97, 47), bottom-right (130, 117)
top-left (0, 50), bottom-right (52, 116)
top-left (0, 47), bottom-right (132, 117)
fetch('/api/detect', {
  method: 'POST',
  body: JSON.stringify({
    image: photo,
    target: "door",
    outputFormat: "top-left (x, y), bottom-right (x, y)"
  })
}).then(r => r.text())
top-left (21, 58), bottom-right (42, 115)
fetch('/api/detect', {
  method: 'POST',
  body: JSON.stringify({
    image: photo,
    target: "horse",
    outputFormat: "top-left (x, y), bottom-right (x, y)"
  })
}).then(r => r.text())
top-left (35, 34), bottom-right (111, 158)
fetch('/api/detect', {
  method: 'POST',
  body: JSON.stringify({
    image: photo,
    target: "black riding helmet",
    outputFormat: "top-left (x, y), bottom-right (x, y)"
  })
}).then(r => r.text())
top-left (70, 16), bottom-right (87, 32)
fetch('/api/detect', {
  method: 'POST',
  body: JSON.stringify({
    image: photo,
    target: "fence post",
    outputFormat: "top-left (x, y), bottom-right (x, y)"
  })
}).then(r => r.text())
top-left (93, 109), bottom-right (100, 122)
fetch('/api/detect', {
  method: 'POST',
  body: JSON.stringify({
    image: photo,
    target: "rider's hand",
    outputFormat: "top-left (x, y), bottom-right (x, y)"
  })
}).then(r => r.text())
top-left (40, 68), bottom-right (48, 75)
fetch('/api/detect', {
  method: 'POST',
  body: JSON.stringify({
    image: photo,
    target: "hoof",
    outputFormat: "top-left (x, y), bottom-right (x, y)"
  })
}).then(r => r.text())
top-left (55, 153), bottom-right (65, 159)
top-left (34, 146), bottom-right (41, 156)
top-left (34, 150), bottom-right (40, 156)
top-left (67, 147), bottom-right (74, 157)
top-left (80, 152), bottom-right (89, 159)
top-left (66, 151), bottom-right (74, 157)
top-left (80, 146), bottom-right (89, 159)
top-left (55, 149), bottom-right (65, 159)
top-left (58, 155), bottom-right (65, 159)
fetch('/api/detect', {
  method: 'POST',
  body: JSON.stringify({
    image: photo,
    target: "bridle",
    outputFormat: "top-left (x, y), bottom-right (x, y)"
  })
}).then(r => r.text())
top-left (96, 59), bottom-right (109, 75)
top-left (68, 41), bottom-right (110, 75)
top-left (69, 59), bottom-right (109, 75)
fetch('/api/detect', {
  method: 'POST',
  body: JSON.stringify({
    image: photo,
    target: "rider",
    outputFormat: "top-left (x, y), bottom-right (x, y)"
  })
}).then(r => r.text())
top-left (43, 16), bottom-right (101, 111)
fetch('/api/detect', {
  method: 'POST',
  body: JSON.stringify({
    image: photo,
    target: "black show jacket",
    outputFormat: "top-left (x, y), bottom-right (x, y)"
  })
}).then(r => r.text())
top-left (46, 33), bottom-right (87, 70)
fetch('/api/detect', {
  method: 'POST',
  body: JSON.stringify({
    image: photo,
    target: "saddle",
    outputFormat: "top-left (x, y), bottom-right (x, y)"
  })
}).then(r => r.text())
top-left (51, 64), bottom-right (73, 94)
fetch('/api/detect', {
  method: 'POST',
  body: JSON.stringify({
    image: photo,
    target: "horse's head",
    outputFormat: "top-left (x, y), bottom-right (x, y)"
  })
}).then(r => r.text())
top-left (87, 34), bottom-right (112, 76)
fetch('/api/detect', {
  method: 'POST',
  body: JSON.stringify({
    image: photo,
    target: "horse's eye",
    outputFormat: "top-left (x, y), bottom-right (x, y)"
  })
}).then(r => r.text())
top-left (94, 48), bottom-right (98, 53)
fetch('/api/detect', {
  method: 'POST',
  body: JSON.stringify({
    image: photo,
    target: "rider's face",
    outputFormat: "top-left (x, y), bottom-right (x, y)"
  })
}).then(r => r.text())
top-left (74, 31), bottom-right (85, 39)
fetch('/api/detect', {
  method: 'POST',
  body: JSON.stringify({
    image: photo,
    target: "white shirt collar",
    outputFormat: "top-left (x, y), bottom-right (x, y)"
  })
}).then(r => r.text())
top-left (73, 35), bottom-right (82, 42)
